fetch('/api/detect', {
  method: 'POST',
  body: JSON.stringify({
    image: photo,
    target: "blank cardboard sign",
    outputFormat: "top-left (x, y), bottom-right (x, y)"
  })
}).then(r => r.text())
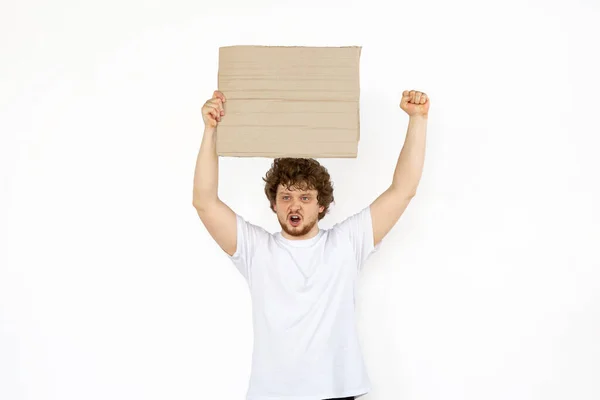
top-left (216, 45), bottom-right (361, 158)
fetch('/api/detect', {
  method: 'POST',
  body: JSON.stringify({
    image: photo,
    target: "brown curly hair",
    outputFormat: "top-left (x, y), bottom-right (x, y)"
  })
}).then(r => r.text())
top-left (263, 158), bottom-right (334, 220)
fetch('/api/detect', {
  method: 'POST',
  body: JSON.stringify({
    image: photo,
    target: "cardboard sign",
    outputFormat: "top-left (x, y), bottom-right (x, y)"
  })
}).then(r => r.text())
top-left (216, 46), bottom-right (361, 158)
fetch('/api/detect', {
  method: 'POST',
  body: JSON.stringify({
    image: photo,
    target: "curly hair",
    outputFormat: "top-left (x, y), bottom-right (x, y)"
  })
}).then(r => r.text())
top-left (263, 158), bottom-right (334, 220)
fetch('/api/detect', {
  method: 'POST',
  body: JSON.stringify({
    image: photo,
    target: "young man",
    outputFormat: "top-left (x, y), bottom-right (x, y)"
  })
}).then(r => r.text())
top-left (193, 89), bottom-right (429, 400)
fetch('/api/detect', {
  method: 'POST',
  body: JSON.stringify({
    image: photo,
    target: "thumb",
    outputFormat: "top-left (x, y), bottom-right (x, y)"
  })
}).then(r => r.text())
top-left (400, 92), bottom-right (411, 106)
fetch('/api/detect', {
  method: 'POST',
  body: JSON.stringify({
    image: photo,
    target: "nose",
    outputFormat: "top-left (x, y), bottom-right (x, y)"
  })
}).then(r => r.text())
top-left (289, 201), bottom-right (302, 212)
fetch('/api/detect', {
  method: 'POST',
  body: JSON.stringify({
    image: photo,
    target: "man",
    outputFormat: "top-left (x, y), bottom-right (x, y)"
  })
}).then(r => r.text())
top-left (193, 89), bottom-right (429, 400)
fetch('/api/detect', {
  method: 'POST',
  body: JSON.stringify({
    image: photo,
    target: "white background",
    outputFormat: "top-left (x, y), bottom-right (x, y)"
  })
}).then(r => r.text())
top-left (1, 0), bottom-right (599, 399)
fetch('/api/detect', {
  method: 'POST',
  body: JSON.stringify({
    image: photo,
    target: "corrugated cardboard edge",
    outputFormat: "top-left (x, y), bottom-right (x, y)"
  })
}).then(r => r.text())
top-left (218, 45), bottom-right (362, 50)
top-left (356, 47), bottom-right (361, 140)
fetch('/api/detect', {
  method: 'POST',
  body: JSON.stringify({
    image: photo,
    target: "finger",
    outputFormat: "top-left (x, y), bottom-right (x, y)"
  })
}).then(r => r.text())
top-left (414, 92), bottom-right (422, 103)
top-left (213, 90), bottom-right (225, 101)
top-left (203, 103), bottom-right (220, 113)
top-left (209, 109), bottom-right (220, 122)
top-left (401, 91), bottom-right (411, 106)
top-left (205, 100), bottom-right (223, 115)
top-left (420, 93), bottom-right (428, 104)
top-left (212, 104), bottom-right (223, 121)
top-left (213, 90), bottom-right (226, 103)
top-left (204, 106), bottom-right (216, 118)
top-left (411, 90), bottom-right (417, 101)
top-left (203, 104), bottom-right (220, 121)
top-left (210, 106), bottom-right (222, 122)
top-left (216, 99), bottom-right (224, 115)
top-left (208, 98), bottom-right (224, 112)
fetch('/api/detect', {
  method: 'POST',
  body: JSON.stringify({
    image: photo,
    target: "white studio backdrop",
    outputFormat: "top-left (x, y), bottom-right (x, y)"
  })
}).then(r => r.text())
top-left (1, 1), bottom-right (599, 399)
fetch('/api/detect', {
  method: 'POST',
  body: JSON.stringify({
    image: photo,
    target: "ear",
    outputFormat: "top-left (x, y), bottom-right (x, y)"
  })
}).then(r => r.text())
top-left (319, 205), bottom-right (324, 213)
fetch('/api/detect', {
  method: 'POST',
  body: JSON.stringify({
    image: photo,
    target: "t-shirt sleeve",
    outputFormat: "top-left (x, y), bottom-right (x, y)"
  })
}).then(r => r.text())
top-left (333, 205), bottom-right (382, 270)
top-left (228, 214), bottom-right (269, 282)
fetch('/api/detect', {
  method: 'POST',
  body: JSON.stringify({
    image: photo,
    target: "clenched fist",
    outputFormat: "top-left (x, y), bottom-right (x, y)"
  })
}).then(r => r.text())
top-left (202, 90), bottom-right (226, 128)
top-left (400, 90), bottom-right (429, 117)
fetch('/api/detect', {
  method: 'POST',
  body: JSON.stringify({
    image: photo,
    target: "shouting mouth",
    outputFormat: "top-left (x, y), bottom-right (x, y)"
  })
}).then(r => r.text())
top-left (288, 214), bottom-right (302, 227)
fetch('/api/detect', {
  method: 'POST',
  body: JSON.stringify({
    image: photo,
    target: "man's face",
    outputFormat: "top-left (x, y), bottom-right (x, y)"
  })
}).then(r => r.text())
top-left (273, 183), bottom-right (324, 239)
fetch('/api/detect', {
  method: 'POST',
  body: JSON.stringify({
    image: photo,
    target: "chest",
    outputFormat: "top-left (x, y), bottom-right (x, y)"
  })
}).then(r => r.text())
top-left (248, 239), bottom-right (358, 329)
top-left (249, 238), bottom-right (357, 300)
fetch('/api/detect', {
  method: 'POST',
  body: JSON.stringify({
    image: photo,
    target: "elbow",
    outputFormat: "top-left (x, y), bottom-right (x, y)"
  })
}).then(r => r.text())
top-left (192, 193), bottom-right (206, 210)
top-left (402, 183), bottom-right (419, 199)
top-left (192, 199), bottom-right (208, 211)
top-left (192, 194), bottom-right (218, 211)
top-left (389, 184), bottom-right (418, 199)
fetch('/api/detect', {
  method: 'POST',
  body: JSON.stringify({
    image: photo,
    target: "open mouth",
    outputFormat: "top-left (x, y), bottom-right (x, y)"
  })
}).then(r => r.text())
top-left (288, 215), bottom-right (302, 227)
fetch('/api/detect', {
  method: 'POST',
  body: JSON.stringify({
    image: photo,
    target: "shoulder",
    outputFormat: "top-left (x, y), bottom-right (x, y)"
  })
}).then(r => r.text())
top-left (235, 214), bottom-right (273, 242)
top-left (229, 214), bottom-right (274, 262)
top-left (330, 206), bottom-right (373, 235)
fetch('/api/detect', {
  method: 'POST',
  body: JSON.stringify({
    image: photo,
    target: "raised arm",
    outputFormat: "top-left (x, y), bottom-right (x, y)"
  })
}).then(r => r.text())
top-left (192, 90), bottom-right (237, 256)
top-left (370, 90), bottom-right (429, 246)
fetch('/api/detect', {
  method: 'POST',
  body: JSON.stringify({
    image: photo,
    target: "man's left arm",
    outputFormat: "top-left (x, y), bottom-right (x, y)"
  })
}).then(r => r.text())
top-left (370, 90), bottom-right (429, 246)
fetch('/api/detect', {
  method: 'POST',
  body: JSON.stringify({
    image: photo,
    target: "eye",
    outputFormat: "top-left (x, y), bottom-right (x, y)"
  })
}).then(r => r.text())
top-left (282, 196), bottom-right (290, 200)
top-left (302, 196), bottom-right (309, 201)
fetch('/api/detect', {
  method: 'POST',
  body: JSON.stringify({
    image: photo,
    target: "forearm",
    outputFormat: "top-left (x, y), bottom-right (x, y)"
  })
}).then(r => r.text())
top-left (192, 127), bottom-right (219, 207)
top-left (390, 115), bottom-right (428, 196)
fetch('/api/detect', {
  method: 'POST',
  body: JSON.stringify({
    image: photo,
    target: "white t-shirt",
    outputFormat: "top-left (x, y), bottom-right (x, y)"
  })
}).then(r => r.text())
top-left (228, 205), bottom-right (381, 400)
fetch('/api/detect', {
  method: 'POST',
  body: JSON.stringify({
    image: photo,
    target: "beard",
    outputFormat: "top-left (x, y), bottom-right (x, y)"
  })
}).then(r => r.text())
top-left (278, 214), bottom-right (318, 238)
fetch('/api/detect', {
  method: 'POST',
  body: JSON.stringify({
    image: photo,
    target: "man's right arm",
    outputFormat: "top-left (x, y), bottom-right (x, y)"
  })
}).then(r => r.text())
top-left (192, 91), bottom-right (237, 257)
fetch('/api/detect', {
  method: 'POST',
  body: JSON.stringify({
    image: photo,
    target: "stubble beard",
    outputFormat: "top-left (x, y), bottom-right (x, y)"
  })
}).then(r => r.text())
top-left (279, 215), bottom-right (317, 238)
